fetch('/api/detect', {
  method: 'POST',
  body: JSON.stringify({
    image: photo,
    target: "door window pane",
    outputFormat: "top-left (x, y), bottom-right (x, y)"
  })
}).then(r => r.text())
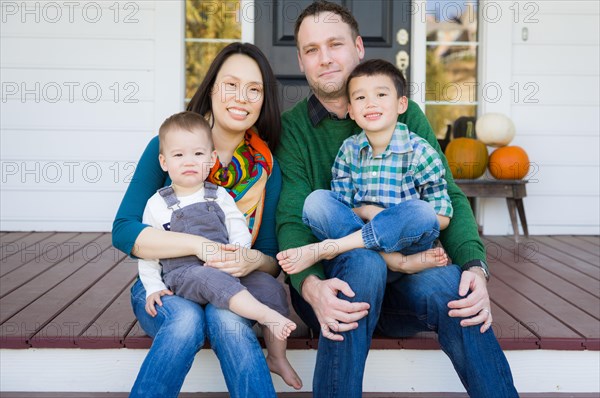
top-left (185, 0), bottom-right (241, 102)
top-left (425, 1), bottom-right (479, 138)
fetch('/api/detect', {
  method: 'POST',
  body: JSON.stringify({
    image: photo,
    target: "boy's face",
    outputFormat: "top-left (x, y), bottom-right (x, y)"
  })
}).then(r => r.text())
top-left (296, 11), bottom-right (365, 100)
top-left (347, 74), bottom-right (408, 134)
top-left (159, 128), bottom-right (217, 193)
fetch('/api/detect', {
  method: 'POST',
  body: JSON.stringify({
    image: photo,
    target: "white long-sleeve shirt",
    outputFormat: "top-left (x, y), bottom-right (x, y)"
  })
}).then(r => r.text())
top-left (138, 185), bottom-right (251, 298)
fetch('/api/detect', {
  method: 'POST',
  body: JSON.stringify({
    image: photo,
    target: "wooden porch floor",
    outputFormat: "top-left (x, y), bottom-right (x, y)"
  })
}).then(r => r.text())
top-left (0, 232), bottom-right (598, 351)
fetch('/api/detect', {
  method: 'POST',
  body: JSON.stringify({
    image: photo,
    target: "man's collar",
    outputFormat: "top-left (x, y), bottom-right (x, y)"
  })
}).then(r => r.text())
top-left (307, 93), bottom-right (350, 127)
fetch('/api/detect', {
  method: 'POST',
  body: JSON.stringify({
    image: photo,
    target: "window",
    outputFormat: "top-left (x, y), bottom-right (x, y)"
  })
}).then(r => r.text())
top-left (425, 1), bottom-right (479, 138)
top-left (185, 0), bottom-right (242, 103)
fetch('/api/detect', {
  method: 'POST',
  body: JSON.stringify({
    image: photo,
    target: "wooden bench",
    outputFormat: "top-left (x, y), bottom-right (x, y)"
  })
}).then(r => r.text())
top-left (456, 179), bottom-right (529, 242)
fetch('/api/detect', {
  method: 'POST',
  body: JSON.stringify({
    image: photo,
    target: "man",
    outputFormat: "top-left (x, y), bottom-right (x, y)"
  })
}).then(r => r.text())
top-left (275, 1), bottom-right (518, 397)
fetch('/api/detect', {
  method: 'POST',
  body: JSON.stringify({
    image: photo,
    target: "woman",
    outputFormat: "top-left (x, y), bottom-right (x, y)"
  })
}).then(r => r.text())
top-left (112, 43), bottom-right (284, 398)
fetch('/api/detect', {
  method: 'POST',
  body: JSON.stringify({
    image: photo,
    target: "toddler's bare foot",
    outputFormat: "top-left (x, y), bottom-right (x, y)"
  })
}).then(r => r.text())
top-left (267, 354), bottom-right (303, 390)
top-left (396, 247), bottom-right (449, 274)
top-left (261, 310), bottom-right (297, 341)
top-left (277, 240), bottom-right (338, 274)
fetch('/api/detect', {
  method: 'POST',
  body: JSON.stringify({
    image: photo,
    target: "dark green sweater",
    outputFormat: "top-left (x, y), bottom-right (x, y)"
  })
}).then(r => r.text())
top-left (276, 98), bottom-right (485, 293)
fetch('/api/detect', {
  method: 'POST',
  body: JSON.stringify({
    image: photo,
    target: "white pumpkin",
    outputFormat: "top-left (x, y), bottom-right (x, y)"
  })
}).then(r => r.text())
top-left (475, 113), bottom-right (515, 147)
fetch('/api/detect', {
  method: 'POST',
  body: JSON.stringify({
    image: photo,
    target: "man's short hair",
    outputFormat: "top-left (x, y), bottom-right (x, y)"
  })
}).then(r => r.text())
top-left (158, 111), bottom-right (213, 153)
top-left (346, 59), bottom-right (407, 99)
top-left (294, 0), bottom-right (360, 46)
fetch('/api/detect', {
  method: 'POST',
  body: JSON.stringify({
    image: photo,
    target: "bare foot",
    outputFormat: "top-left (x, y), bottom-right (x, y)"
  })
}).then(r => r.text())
top-left (277, 240), bottom-right (339, 274)
top-left (393, 247), bottom-right (449, 274)
top-left (260, 309), bottom-right (297, 341)
top-left (266, 354), bottom-right (303, 390)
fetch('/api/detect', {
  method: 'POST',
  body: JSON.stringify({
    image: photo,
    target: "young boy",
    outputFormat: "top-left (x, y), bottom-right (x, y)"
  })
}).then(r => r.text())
top-left (139, 111), bottom-right (301, 389)
top-left (277, 59), bottom-right (452, 278)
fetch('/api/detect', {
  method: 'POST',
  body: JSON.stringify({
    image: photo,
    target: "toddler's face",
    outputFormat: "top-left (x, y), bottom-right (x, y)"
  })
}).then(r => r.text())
top-left (159, 128), bottom-right (216, 193)
top-left (347, 74), bottom-right (407, 134)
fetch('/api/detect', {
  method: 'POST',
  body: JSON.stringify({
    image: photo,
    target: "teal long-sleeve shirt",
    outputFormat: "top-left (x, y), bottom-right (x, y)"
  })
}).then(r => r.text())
top-left (276, 98), bottom-right (485, 294)
top-left (112, 135), bottom-right (281, 258)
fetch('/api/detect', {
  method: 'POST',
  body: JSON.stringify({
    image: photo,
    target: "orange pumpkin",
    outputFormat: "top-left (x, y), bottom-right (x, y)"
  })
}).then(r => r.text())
top-left (444, 124), bottom-right (488, 179)
top-left (488, 146), bottom-right (530, 180)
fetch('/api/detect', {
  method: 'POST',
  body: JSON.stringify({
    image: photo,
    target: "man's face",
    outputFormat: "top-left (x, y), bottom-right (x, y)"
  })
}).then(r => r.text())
top-left (296, 11), bottom-right (364, 100)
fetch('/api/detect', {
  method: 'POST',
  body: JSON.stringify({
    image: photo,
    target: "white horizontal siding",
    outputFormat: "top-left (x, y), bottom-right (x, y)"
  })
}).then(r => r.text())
top-left (0, 1), bottom-right (183, 231)
top-left (481, 0), bottom-right (600, 235)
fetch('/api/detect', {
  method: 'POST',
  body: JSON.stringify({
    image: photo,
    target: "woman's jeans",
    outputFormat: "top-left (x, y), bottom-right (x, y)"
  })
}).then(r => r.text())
top-left (129, 278), bottom-right (276, 398)
top-left (290, 190), bottom-right (518, 398)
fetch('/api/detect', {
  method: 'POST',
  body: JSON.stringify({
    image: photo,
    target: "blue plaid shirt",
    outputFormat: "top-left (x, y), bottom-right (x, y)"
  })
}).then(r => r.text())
top-left (331, 122), bottom-right (453, 217)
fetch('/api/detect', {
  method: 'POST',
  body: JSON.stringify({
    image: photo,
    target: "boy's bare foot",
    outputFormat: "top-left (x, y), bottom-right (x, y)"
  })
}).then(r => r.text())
top-left (277, 240), bottom-right (339, 274)
top-left (261, 309), bottom-right (297, 341)
top-left (267, 354), bottom-right (303, 390)
top-left (390, 247), bottom-right (449, 274)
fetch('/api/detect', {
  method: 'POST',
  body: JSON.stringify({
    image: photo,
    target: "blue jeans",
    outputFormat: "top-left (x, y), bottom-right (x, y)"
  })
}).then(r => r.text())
top-left (129, 278), bottom-right (276, 398)
top-left (292, 190), bottom-right (518, 398)
top-left (304, 190), bottom-right (440, 282)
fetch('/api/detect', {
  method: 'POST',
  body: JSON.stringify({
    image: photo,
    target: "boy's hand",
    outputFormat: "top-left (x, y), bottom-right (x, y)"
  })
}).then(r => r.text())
top-left (145, 289), bottom-right (173, 317)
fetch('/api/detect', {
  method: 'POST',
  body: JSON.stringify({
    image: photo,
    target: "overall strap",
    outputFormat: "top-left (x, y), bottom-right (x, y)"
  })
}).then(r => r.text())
top-left (203, 181), bottom-right (219, 201)
top-left (158, 186), bottom-right (180, 209)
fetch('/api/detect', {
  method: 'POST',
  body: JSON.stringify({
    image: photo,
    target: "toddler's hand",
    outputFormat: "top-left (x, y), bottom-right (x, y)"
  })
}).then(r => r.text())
top-left (145, 289), bottom-right (173, 317)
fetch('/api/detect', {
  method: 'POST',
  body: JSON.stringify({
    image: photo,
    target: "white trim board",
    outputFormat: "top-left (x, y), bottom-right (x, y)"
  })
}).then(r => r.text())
top-left (1, 348), bottom-right (598, 394)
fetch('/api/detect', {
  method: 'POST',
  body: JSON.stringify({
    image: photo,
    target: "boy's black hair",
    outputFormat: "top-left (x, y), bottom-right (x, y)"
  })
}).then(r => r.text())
top-left (346, 59), bottom-right (407, 99)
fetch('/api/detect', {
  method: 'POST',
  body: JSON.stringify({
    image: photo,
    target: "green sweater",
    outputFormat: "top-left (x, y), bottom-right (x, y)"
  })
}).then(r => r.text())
top-left (276, 98), bottom-right (486, 293)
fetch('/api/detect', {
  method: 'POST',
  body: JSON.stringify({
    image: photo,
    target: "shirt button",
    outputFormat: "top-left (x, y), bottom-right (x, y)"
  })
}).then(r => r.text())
top-left (372, 171), bottom-right (377, 176)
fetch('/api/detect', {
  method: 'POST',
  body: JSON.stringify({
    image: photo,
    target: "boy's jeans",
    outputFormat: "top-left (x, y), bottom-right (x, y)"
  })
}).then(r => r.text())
top-left (292, 190), bottom-right (518, 398)
top-left (129, 279), bottom-right (277, 398)
top-left (303, 189), bottom-right (440, 283)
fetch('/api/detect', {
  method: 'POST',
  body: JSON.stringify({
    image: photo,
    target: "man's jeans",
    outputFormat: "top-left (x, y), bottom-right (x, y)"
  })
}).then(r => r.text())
top-left (129, 279), bottom-right (276, 398)
top-left (291, 190), bottom-right (518, 398)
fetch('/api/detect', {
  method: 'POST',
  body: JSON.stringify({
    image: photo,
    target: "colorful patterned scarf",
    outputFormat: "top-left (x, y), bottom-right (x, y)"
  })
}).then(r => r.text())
top-left (207, 128), bottom-right (273, 243)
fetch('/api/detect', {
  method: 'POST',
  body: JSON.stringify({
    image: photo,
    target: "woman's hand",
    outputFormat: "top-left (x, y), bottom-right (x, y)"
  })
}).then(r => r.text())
top-left (205, 244), bottom-right (268, 277)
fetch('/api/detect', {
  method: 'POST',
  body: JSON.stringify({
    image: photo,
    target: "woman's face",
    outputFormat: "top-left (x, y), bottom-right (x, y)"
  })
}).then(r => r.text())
top-left (210, 54), bottom-right (264, 135)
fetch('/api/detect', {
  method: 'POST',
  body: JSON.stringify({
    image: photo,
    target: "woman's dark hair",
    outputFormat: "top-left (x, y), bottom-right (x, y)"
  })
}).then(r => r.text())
top-left (186, 42), bottom-right (281, 151)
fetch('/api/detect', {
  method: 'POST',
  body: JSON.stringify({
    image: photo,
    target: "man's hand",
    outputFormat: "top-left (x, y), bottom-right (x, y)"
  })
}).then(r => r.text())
top-left (145, 289), bottom-right (174, 317)
top-left (301, 275), bottom-right (370, 341)
top-left (447, 267), bottom-right (492, 333)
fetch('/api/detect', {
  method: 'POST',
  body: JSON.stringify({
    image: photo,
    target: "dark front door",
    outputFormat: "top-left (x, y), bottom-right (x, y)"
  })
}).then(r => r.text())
top-left (254, 0), bottom-right (412, 110)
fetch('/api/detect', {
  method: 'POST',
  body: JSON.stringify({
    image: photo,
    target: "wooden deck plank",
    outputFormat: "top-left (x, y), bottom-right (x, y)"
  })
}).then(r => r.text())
top-left (0, 232), bottom-right (33, 244)
top-left (1, 232), bottom-right (79, 277)
top-left (486, 236), bottom-right (599, 298)
top-left (79, 281), bottom-right (138, 348)
top-left (486, 277), bottom-right (586, 350)
top-left (0, 242), bottom-right (125, 348)
top-left (1, 233), bottom-right (599, 352)
top-left (0, 234), bottom-right (113, 324)
top-left (1, 232), bottom-right (57, 262)
top-left (553, 235), bottom-right (600, 260)
top-left (29, 255), bottom-right (137, 348)
top-left (580, 236), bottom-right (600, 245)
top-left (488, 236), bottom-right (600, 316)
top-left (485, 238), bottom-right (597, 348)
top-left (542, 236), bottom-right (600, 267)
top-left (0, 233), bottom-right (104, 299)
top-left (489, 301), bottom-right (539, 350)
top-left (529, 236), bottom-right (600, 279)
